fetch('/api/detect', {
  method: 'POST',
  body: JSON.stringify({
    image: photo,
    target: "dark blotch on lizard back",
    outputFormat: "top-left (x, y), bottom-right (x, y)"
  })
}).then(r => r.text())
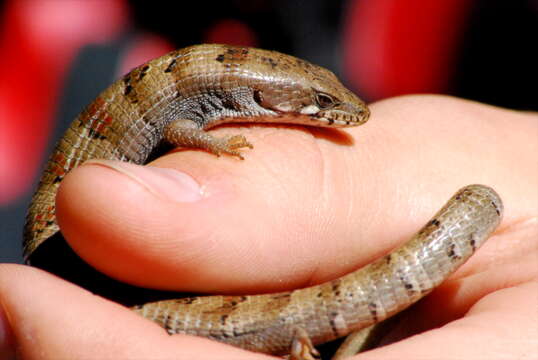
top-left (368, 302), bottom-right (378, 322)
top-left (397, 270), bottom-right (416, 295)
top-left (262, 292), bottom-right (292, 312)
top-left (226, 47), bottom-right (249, 57)
top-left (123, 82), bottom-right (133, 96)
top-left (87, 128), bottom-right (107, 140)
top-left (329, 311), bottom-right (341, 336)
top-left (491, 201), bottom-right (501, 216)
top-left (175, 297), bottom-right (196, 305)
top-left (138, 65), bottom-right (150, 80)
top-left (261, 56), bottom-right (278, 69)
top-left (122, 75), bottom-right (139, 104)
top-left (447, 243), bottom-right (462, 261)
top-left (272, 293), bottom-right (292, 300)
top-left (164, 58), bottom-right (177, 73)
top-left (201, 297), bottom-right (248, 316)
top-left (469, 233), bottom-right (477, 252)
top-left (228, 296), bottom-right (248, 307)
top-left (124, 85), bottom-right (133, 97)
top-left (161, 313), bottom-right (174, 334)
top-left (448, 243), bottom-right (456, 258)
top-left (330, 279), bottom-right (342, 296)
top-left (215, 47), bottom-right (250, 65)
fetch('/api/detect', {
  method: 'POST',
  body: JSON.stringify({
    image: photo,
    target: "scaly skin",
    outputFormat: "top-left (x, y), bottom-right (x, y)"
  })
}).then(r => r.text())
top-left (23, 44), bottom-right (502, 357)
top-left (23, 44), bottom-right (369, 258)
top-left (133, 185), bottom-right (502, 355)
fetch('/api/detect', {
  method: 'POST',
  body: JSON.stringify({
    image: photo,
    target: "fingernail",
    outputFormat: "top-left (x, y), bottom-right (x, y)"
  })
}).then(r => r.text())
top-left (0, 303), bottom-right (16, 360)
top-left (84, 160), bottom-right (203, 202)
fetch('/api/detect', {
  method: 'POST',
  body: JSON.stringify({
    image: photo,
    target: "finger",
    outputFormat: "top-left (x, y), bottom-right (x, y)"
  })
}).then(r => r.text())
top-left (55, 95), bottom-right (537, 294)
top-left (350, 281), bottom-right (538, 359)
top-left (0, 264), bottom-right (272, 360)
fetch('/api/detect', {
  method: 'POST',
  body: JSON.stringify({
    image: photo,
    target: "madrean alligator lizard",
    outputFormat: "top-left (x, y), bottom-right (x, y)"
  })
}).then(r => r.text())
top-left (23, 44), bottom-right (502, 358)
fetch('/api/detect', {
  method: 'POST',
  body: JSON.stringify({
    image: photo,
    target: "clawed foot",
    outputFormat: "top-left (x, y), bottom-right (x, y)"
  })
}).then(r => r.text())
top-left (211, 134), bottom-right (253, 160)
top-left (164, 119), bottom-right (253, 160)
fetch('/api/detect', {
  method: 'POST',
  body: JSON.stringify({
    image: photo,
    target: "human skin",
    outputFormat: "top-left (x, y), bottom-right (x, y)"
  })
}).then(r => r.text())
top-left (1, 95), bottom-right (537, 359)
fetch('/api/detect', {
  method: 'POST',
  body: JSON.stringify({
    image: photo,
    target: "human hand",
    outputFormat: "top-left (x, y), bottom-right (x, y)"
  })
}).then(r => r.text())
top-left (1, 95), bottom-right (537, 359)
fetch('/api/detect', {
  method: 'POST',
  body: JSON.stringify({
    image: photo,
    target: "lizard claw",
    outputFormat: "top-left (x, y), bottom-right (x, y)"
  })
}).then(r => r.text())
top-left (211, 134), bottom-right (253, 159)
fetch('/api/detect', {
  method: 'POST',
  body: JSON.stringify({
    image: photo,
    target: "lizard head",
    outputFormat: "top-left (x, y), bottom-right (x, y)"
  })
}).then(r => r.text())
top-left (291, 86), bottom-right (370, 128)
top-left (196, 44), bottom-right (369, 128)
top-left (249, 50), bottom-right (370, 128)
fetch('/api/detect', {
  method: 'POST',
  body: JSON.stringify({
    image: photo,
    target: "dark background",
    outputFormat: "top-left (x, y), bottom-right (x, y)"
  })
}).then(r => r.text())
top-left (1, 0), bottom-right (537, 262)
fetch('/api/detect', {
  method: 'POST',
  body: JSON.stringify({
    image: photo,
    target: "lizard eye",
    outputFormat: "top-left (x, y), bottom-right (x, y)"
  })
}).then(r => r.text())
top-left (315, 92), bottom-right (336, 109)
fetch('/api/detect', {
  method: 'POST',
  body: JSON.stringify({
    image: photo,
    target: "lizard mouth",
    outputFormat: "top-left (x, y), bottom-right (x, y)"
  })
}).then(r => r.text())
top-left (315, 104), bottom-right (370, 127)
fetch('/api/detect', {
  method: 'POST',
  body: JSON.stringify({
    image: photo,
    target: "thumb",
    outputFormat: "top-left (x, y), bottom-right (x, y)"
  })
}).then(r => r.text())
top-left (55, 122), bottom-right (361, 294)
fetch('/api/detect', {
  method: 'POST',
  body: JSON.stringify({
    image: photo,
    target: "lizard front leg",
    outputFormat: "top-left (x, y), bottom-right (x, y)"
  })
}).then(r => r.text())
top-left (164, 119), bottom-right (253, 159)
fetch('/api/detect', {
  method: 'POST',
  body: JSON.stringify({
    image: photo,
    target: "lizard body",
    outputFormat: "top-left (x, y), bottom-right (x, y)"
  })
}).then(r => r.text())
top-left (23, 44), bottom-right (501, 358)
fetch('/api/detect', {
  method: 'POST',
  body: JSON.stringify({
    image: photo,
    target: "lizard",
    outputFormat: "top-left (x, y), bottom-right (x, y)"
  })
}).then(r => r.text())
top-left (23, 44), bottom-right (503, 359)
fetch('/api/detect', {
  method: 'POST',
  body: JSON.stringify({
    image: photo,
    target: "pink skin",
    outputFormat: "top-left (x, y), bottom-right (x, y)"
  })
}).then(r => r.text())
top-left (1, 95), bottom-right (537, 359)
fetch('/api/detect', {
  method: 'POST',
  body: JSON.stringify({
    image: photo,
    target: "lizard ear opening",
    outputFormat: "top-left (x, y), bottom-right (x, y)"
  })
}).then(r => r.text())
top-left (252, 88), bottom-right (292, 112)
top-left (253, 89), bottom-right (264, 106)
